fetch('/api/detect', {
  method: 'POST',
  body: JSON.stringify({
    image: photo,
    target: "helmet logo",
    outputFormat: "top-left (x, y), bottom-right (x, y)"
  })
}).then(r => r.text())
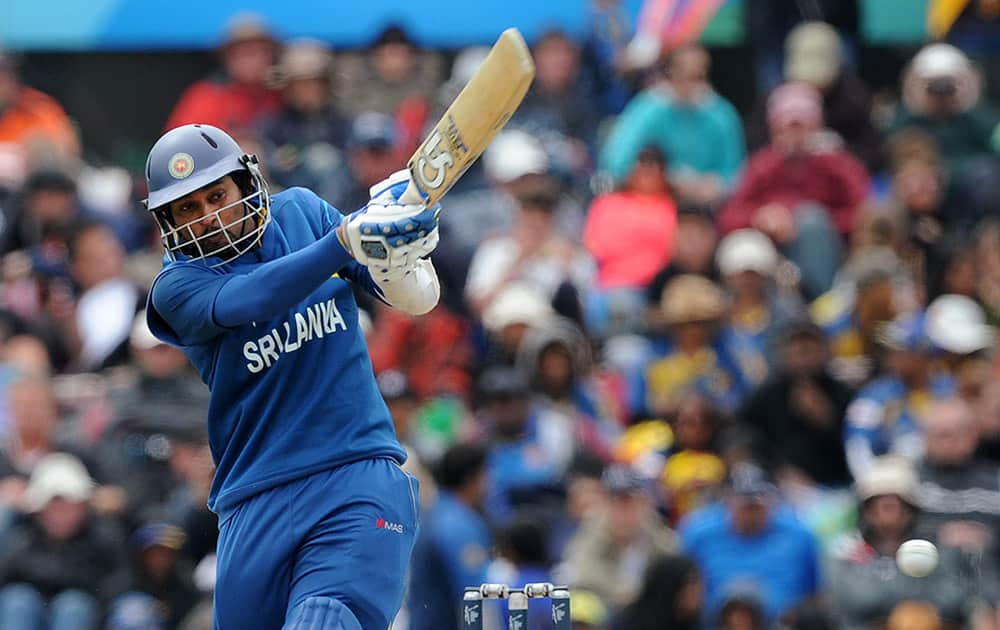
top-left (168, 153), bottom-right (195, 179)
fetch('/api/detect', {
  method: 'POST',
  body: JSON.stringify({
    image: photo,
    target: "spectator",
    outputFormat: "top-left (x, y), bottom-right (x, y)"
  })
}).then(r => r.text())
top-left (916, 399), bottom-right (1000, 565)
top-left (680, 463), bottom-right (820, 623)
top-left (475, 366), bottom-right (572, 520)
top-left (811, 248), bottom-right (906, 386)
top-left (716, 228), bottom-right (802, 383)
top-left (644, 205), bottom-right (721, 315)
top-left (0, 50), bottom-right (79, 188)
top-left (487, 514), bottom-right (556, 629)
top-left (844, 311), bottom-right (956, 480)
top-left (561, 464), bottom-right (677, 609)
top-left (661, 392), bottom-right (727, 524)
top-left (612, 554), bottom-right (703, 630)
top-left (464, 176), bottom-right (594, 320)
top-left (639, 274), bottom-right (747, 416)
top-left (165, 14), bottom-right (281, 134)
top-left (0, 453), bottom-right (127, 630)
top-left (516, 317), bottom-right (625, 460)
top-left (407, 443), bottom-right (491, 630)
top-left (479, 282), bottom-right (556, 371)
top-left (334, 24), bottom-right (442, 143)
top-left (515, 29), bottom-right (601, 176)
top-left (331, 111), bottom-right (400, 213)
top-left (106, 522), bottom-right (200, 630)
top-left (367, 295), bottom-right (474, 401)
top-left (601, 44), bottom-right (745, 209)
top-left (68, 222), bottom-right (140, 371)
top-left (584, 147), bottom-right (677, 293)
top-left (717, 590), bottom-right (767, 630)
top-left (924, 294), bottom-right (995, 382)
top-left (827, 456), bottom-right (979, 630)
top-left (719, 82), bottom-right (870, 299)
top-left (748, 22), bottom-right (881, 170)
top-left (257, 39), bottom-right (350, 203)
top-left (3, 169), bottom-right (80, 271)
top-left (739, 319), bottom-right (853, 490)
top-left (889, 44), bottom-right (999, 176)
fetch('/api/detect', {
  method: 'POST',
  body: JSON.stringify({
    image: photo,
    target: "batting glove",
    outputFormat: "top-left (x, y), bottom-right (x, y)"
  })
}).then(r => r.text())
top-left (337, 170), bottom-right (440, 278)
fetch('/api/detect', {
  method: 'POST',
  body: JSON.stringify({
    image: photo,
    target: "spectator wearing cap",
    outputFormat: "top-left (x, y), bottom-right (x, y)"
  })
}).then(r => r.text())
top-left (827, 456), bottom-right (981, 630)
top-left (165, 13), bottom-right (282, 134)
top-left (479, 282), bottom-right (556, 371)
top-left (844, 312), bottom-right (956, 480)
top-left (895, 44), bottom-right (1000, 226)
top-left (716, 228), bottom-right (803, 385)
top-left (0, 452), bottom-right (128, 630)
top-left (561, 464), bottom-right (678, 609)
top-left (739, 318), bottom-right (854, 490)
top-left (748, 22), bottom-right (880, 170)
top-left (719, 82), bottom-right (870, 300)
top-left (0, 50), bottom-right (79, 188)
top-left (612, 554), bottom-right (703, 630)
top-left (407, 443), bottom-right (491, 630)
top-left (600, 44), bottom-right (745, 209)
top-left (464, 158), bottom-right (594, 321)
top-left (637, 274), bottom-right (747, 417)
top-left (679, 463), bottom-right (820, 623)
top-left (105, 522), bottom-right (200, 630)
top-left (925, 294), bottom-right (995, 401)
top-left (516, 317), bottom-right (626, 461)
top-left (257, 38), bottom-right (350, 204)
top-left (474, 366), bottom-right (572, 521)
top-left (891, 44), bottom-right (999, 169)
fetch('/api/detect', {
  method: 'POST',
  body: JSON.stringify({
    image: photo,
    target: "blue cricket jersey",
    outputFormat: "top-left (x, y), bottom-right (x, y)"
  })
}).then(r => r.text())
top-left (146, 187), bottom-right (405, 513)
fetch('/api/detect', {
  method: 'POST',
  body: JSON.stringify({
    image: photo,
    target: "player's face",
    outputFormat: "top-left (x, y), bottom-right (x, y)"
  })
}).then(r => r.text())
top-left (168, 176), bottom-right (253, 256)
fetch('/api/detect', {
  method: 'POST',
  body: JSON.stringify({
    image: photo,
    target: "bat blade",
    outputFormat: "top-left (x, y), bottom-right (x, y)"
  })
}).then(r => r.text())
top-left (399, 28), bottom-right (535, 206)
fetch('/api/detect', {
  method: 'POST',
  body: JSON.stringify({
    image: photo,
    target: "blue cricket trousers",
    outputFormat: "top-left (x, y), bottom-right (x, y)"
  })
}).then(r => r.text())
top-left (213, 457), bottom-right (419, 629)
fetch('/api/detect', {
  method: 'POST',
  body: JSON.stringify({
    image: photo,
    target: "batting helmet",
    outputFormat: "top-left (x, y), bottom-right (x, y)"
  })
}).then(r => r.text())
top-left (144, 124), bottom-right (271, 266)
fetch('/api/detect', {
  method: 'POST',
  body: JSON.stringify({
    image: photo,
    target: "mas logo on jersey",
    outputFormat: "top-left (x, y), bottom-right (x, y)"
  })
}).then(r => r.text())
top-left (376, 517), bottom-right (404, 534)
top-left (168, 152), bottom-right (195, 179)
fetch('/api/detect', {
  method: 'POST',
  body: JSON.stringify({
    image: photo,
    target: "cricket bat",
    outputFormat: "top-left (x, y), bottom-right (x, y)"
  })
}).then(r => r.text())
top-left (397, 28), bottom-right (535, 206)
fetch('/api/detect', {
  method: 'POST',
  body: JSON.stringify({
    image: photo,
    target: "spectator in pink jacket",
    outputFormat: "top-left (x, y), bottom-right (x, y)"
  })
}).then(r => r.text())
top-left (719, 83), bottom-right (870, 299)
top-left (584, 147), bottom-right (678, 336)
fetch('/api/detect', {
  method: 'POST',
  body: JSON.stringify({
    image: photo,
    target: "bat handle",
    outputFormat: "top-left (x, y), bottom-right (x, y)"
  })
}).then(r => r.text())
top-left (398, 178), bottom-right (427, 206)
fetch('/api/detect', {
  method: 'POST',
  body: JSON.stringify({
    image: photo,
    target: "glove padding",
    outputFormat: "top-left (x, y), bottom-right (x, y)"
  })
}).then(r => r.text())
top-left (338, 170), bottom-right (440, 278)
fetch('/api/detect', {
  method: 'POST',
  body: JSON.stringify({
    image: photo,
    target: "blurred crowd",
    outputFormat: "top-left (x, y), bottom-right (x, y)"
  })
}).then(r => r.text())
top-left (0, 1), bottom-right (1000, 629)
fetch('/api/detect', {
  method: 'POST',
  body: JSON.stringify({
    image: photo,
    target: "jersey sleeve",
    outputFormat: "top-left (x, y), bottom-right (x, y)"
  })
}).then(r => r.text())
top-left (148, 264), bottom-right (231, 347)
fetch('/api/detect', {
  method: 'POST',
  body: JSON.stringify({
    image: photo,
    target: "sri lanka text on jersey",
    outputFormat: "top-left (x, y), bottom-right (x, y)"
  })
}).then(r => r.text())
top-left (243, 297), bottom-right (348, 373)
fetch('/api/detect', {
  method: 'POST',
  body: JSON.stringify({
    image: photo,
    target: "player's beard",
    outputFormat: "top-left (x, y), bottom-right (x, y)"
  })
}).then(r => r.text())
top-left (179, 206), bottom-right (256, 261)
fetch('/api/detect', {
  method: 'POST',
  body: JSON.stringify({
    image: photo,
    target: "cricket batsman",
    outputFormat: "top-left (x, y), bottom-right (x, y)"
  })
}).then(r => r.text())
top-left (143, 123), bottom-right (440, 629)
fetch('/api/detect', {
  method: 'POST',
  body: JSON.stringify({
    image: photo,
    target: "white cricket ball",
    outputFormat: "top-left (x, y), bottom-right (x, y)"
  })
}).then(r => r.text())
top-left (896, 539), bottom-right (939, 577)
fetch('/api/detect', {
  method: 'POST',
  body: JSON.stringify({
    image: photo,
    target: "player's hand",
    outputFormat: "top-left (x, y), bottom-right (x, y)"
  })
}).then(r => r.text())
top-left (337, 170), bottom-right (440, 278)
